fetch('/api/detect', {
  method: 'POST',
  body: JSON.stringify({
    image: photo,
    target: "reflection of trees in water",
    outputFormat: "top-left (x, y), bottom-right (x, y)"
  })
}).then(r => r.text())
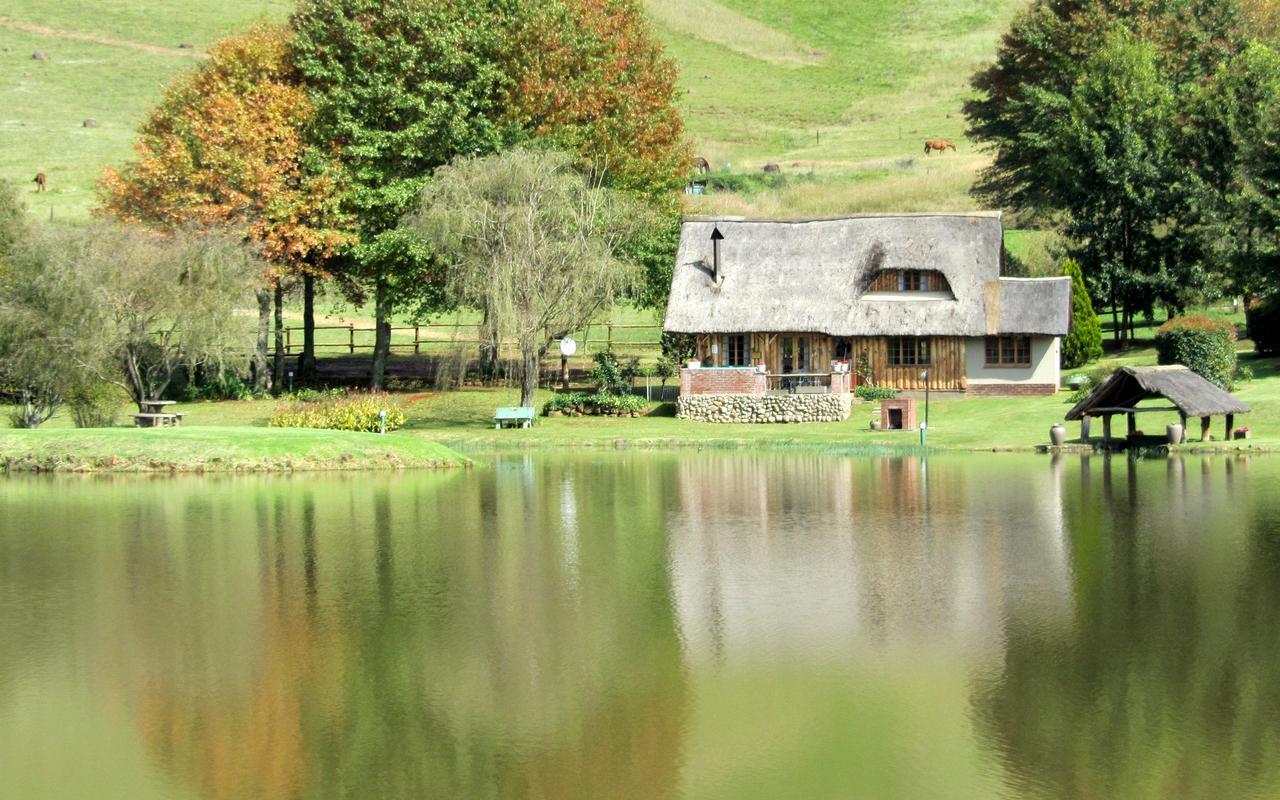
top-left (107, 462), bottom-right (687, 799)
top-left (974, 456), bottom-right (1280, 798)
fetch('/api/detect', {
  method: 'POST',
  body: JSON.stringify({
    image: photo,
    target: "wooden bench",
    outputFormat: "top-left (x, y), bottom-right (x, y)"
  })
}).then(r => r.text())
top-left (130, 412), bottom-right (185, 428)
top-left (494, 407), bottom-right (535, 429)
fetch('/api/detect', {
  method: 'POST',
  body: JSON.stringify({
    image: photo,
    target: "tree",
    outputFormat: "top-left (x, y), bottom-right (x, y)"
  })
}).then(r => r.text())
top-left (289, 0), bottom-right (511, 389)
top-left (6, 224), bottom-right (261, 411)
top-left (0, 179), bottom-right (27, 263)
top-left (500, 0), bottom-right (689, 203)
top-left (1060, 258), bottom-right (1103, 368)
top-left (407, 149), bottom-right (646, 406)
top-left (1186, 42), bottom-right (1280, 298)
top-left (99, 24), bottom-right (352, 393)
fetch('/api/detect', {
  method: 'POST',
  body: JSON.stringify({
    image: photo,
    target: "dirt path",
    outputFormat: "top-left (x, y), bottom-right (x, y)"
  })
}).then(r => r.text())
top-left (0, 17), bottom-right (206, 58)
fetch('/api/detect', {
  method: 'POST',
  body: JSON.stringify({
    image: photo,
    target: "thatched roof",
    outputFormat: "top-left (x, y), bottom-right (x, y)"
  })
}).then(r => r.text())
top-left (1064, 366), bottom-right (1250, 420)
top-left (663, 214), bottom-right (1071, 337)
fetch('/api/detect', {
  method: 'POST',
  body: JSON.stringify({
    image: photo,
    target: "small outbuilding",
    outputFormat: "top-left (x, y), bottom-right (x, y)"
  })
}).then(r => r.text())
top-left (1064, 365), bottom-right (1250, 444)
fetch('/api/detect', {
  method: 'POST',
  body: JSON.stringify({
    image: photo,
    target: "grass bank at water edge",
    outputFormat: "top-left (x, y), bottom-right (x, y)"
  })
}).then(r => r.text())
top-left (0, 426), bottom-right (469, 473)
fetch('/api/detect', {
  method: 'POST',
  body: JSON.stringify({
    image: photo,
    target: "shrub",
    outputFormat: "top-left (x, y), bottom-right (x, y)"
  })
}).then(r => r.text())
top-left (855, 384), bottom-right (897, 401)
top-left (1246, 294), bottom-right (1280, 356)
top-left (1153, 316), bottom-right (1237, 389)
top-left (1060, 258), bottom-right (1103, 368)
top-left (181, 371), bottom-right (255, 402)
top-left (1065, 365), bottom-right (1113, 403)
top-left (542, 391), bottom-right (645, 417)
top-left (269, 391), bottom-right (406, 432)
top-left (590, 350), bottom-right (631, 396)
top-left (67, 382), bottom-right (125, 428)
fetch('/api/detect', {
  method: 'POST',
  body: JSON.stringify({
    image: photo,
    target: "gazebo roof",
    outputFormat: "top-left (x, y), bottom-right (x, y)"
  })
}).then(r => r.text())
top-left (1064, 365), bottom-right (1250, 421)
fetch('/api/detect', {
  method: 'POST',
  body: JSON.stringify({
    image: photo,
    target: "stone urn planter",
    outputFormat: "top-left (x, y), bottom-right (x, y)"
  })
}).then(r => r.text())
top-left (1049, 423), bottom-right (1067, 447)
top-left (1166, 423), bottom-right (1184, 445)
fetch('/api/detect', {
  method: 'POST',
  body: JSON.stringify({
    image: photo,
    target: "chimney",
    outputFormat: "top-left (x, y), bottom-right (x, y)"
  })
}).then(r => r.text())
top-left (710, 225), bottom-right (724, 284)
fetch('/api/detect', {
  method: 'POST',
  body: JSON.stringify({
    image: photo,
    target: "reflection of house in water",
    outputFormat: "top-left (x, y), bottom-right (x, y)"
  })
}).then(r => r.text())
top-left (668, 455), bottom-right (1075, 666)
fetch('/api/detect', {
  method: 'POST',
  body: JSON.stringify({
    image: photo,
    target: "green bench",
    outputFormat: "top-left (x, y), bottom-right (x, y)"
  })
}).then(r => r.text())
top-left (494, 406), bottom-right (536, 429)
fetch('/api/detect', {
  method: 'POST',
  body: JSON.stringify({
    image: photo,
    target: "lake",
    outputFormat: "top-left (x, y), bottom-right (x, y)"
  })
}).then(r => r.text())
top-left (1, 452), bottom-right (1277, 799)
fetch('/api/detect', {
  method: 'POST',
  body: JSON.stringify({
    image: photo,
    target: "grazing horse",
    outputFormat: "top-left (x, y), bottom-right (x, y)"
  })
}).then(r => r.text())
top-left (923, 139), bottom-right (957, 155)
top-left (33, 172), bottom-right (47, 192)
top-left (762, 163), bottom-right (781, 174)
top-left (692, 156), bottom-right (711, 175)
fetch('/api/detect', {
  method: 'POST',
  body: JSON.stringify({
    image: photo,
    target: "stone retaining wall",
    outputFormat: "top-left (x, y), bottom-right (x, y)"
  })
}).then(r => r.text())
top-left (677, 393), bottom-right (854, 423)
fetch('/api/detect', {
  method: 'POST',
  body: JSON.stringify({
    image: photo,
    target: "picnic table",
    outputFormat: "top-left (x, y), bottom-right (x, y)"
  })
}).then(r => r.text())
top-left (494, 407), bottom-right (535, 429)
top-left (131, 399), bottom-right (184, 428)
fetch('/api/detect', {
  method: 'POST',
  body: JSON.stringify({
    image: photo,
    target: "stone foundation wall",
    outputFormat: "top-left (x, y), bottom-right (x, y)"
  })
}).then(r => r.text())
top-left (967, 383), bottom-right (1057, 397)
top-left (677, 393), bottom-right (853, 423)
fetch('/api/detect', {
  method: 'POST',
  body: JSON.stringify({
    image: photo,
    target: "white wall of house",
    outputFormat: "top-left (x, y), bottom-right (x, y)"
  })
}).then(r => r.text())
top-left (964, 336), bottom-right (1060, 386)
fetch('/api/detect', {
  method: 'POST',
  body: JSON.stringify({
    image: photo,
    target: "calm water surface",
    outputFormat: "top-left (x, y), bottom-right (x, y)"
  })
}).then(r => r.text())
top-left (2, 452), bottom-right (1278, 799)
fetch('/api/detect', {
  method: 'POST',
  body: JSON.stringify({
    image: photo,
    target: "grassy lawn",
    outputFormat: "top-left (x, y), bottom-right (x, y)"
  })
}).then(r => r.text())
top-left (0, 425), bottom-right (467, 472)
top-left (2, 0), bottom-right (1024, 220)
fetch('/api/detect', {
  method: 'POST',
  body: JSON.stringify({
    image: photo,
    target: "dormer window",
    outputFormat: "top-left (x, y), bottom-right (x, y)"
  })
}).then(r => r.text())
top-left (867, 269), bottom-right (953, 296)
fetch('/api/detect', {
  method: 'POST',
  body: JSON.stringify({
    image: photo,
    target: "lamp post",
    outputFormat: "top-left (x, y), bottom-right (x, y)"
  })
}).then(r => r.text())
top-left (919, 368), bottom-right (930, 447)
top-left (559, 337), bottom-right (577, 392)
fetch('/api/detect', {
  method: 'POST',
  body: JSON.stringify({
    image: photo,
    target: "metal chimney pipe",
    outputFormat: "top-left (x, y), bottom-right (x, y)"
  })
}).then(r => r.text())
top-left (711, 225), bottom-right (724, 283)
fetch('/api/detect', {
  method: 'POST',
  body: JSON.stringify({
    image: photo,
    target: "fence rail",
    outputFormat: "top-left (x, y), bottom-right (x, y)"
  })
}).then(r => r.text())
top-left (282, 321), bottom-right (663, 357)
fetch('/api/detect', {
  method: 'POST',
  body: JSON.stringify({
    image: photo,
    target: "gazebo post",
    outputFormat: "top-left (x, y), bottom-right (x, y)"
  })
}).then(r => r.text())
top-left (1080, 415), bottom-right (1091, 442)
top-left (1179, 411), bottom-right (1187, 444)
top-left (1225, 413), bottom-right (1234, 441)
top-left (1127, 412), bottom-right (1136, 437)
top-left (1102, 414), bottom-right (1112, 444)
top-left (1201, 416), bottom-right (1211, 442)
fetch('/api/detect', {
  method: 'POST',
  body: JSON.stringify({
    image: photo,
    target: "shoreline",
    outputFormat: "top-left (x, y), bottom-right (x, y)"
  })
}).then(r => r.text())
top-left (0, 426), bottom-right (470, 474)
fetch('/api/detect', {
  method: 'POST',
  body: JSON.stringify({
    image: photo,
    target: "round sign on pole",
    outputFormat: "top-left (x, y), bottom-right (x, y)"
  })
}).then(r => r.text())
top-left (559, 337), bottom-right (577, 357)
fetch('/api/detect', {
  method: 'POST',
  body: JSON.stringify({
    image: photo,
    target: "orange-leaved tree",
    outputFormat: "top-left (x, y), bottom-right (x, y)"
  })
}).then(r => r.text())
top-left (99, 24), bottom-right (351, 392)
top-left (502, 0), bottom-right (689, 203)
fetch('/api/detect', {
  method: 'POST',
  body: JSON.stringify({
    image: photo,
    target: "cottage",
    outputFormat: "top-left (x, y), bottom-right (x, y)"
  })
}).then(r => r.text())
top-left (664, 214), bottom-right (1072, 396)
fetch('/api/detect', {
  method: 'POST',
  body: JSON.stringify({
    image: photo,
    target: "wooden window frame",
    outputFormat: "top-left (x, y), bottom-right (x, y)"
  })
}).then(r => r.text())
top-left (984, 335), bottom-right (1032, 367)
top-left (887, 336), bottom-right (931, 367)
top-left (723, 334), bottom-right (750, 367)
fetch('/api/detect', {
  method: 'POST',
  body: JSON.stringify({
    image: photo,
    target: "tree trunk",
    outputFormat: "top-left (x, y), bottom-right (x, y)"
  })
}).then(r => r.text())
top-left (300, 272), bottom-right (317, 381)
top-left (479, 303), bottom-right (499, 384)
top-left (272, 284), bottom-right (285, 396)
top-left (371, 277), bottom-right (391, 391)
top-left (254, 288), bottom-right (271, 395)
top-left (519, 343), bottom-right (539, 407)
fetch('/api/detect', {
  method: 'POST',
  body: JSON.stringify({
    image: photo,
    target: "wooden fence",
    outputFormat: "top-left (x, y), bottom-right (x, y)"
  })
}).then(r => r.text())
top-left (282, 321), bottom-right (663, 358)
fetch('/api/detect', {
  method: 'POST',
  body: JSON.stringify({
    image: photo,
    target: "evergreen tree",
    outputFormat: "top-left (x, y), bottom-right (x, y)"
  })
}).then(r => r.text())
top-left (1060, 258), bottom-right (1103, 368)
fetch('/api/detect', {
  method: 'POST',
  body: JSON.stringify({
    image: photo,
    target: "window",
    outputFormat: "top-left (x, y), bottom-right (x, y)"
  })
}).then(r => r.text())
top-left (887, 337), bottom-right (931, 366)
top-left (899, 270), bottom-right (926, 292)
top-left (723, 334), bottom-right (749, 367)
top-left (781, 335), bottom-right (810, 373)
top-left (985, 336), bottom-right (1032, 366)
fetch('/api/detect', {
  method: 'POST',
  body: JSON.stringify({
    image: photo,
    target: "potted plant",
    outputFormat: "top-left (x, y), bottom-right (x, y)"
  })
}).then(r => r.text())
top-left (756, 361), bottom-right (767, 374)
top-left (1049, 423), bottom-right (1067, 447)
top-left (687, 358), bottom-right (701, 370)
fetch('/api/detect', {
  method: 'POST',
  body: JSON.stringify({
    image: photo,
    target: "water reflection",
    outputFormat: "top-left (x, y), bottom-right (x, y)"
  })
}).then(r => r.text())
top-left (0, 453), bottom-right (1278, 798)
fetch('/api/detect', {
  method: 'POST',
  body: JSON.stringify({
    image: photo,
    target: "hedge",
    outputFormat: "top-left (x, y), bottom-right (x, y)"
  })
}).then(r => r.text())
top-left (1153, 316), bottom-right (1237, 389)
top-left (269, 391), bottom-right (406, 432)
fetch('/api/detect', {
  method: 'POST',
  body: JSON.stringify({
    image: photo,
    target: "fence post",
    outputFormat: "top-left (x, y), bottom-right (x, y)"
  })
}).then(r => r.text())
top-left (285, 327), bottom-right (292, 355)
top-left (349, 325), bottom-right (355, 354)
top-left (607, 323), bottom-right (613, 352)
top-left (414, 325), bottom-right (420, 355)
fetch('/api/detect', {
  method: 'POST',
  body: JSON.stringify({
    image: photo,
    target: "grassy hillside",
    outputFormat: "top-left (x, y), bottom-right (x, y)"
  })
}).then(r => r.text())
top-left (1, 0), bottom-right (1024, 220)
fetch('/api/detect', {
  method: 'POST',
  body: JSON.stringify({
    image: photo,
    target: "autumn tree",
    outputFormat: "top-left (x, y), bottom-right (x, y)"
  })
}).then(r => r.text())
top-left (407, 149), bottom-right (645, 406)
top-left (99, 24), bottom-right (351, 392)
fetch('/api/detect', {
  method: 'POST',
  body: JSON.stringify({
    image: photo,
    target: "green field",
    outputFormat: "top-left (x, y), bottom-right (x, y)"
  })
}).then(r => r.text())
top-left (0, 0), bottom-right (1023, 220)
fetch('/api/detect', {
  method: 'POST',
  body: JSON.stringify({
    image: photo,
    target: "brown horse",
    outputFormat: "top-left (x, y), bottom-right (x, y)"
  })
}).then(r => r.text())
top-left (923, 139), bottom-right (956, 155)
top-left (33, 172), bottom-right (47, 192)
top-left (692, 156), bottom-right (711, 175)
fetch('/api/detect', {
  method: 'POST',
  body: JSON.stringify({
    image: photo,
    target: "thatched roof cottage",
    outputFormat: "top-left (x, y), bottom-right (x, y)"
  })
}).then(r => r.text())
top-left (664, 214), bottom-right (1071, 395)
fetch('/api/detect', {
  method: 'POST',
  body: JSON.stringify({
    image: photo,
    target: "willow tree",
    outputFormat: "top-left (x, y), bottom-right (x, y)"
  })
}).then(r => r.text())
top-left (407, 149), bottom-right (645, 406)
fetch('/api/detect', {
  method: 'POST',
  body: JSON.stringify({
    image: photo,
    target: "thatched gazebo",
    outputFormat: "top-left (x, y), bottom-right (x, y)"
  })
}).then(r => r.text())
top-left (1064, 365), bottom-right (1250, 444)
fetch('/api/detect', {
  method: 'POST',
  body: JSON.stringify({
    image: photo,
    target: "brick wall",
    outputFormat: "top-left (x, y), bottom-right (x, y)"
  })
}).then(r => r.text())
top-left (679, 368), bottom-right (767, 396)
top-left (967, 383), bottom-right (1057, 397)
